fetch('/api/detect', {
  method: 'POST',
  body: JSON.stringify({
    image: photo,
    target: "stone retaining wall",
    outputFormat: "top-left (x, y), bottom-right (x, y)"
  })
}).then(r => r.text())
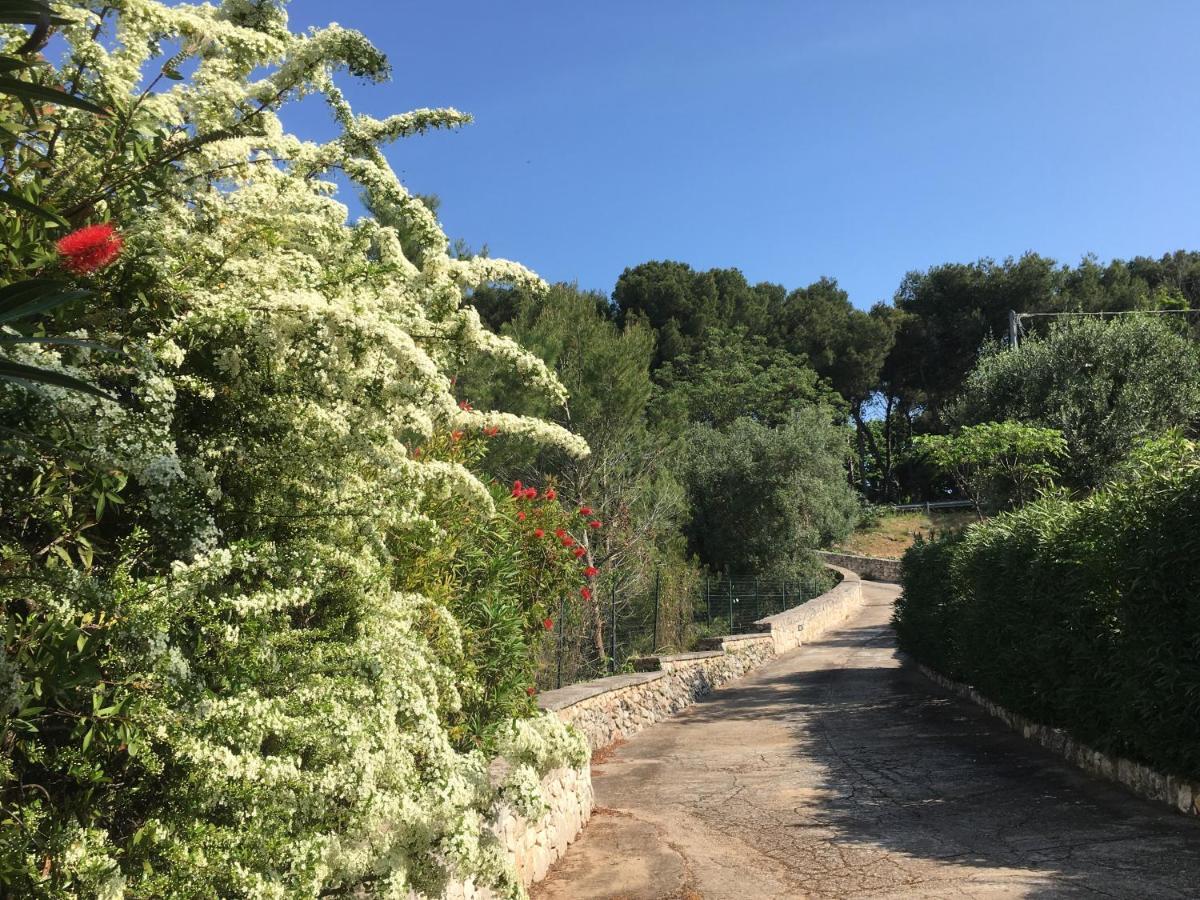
top-left (917, 663), bottom-right (1200, 818)
top-left (817, 550), bottom-right (902, 583)
top-left (538, 565), bottom-right (864, 751)
top-left (437, 763), bottom-right (594, 899)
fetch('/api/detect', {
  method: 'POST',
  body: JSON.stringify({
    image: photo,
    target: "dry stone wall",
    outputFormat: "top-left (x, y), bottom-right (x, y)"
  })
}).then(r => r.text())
top-left (817, 550), bottom-right (901, 583)
top-left (538, 565), bottom-right (864, 750)
top-left (434, 564), bottom-right (868, 898)
top-left (917, 663), bottom-right (1200, 818)
top-left (434, 763), bottom-right (594, 899)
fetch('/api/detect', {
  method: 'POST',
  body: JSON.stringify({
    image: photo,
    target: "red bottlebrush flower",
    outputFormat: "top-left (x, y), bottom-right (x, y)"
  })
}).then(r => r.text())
top-left (517, 511), bottom-right (526, 522)
top-left (483, 426), bottom-right (500, 437)
top-left (523, 487), bottom-right (537, 500)
top-left (554, 529), bottom-right (566, 539)
top-left (511, 480), bottom-right (524, 497)
top-left (580, 586), bottom-right (593, 601)
top-left (578, 506), bottom-right (593, 517)
top-left (573, 547), bottom-right (586, 559)
top-left (561, 535), bottom-right (575, 547)
top-left (589, 520), bottom-right (602, 529)
top-left (458, 400), bottom-right (472, 411)
top-left (450, 430), bottom-right (464, 442)
top-left (584, 565), bottom-right (599, 578)
top-left (55, 223), bottom-right (123, 275)
top-left (525, 686), bottom-right (537, 697)
top-left (544, 488), bottom-right (557, 501)
top-left (533, 528), bottom-right (545, 539)
top-left (542, 617), bottom-right (554, 631)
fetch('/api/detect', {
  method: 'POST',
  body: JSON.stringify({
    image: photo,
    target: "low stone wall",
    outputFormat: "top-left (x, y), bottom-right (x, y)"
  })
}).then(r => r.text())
top-left (917, 663), bottom-right (1200, 818)
top-left (538, 565), bottom-right (864, 751)
top-left (438, 763), bottom-right (594, 899)
top-left (817, 550), bottom-right (902, 583)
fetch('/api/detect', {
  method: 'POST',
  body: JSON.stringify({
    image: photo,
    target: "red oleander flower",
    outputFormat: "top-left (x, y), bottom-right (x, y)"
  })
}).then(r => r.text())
top-left (542, 617), bottom-right (553, 631)
top-left (517, 511), bottom-right (526, 522)
top-left (573, 547), bottom-right (586, 558)
top-left (544, 488), bottom-right (557, 500)
top-left (578, 506), bottom-right (593, 516)
top-left (533, 528), bottom-right (545, 539)
top-left (584, 566), bottom-right (599, 578)
top-left (580, 586), bottom-right (592, 601)
top-left (554, 529), bottom-right (566, 538)
top-left (589, 520), bottom-right (602, 529)
top-left (55, 223), bottom-right (123, 275)
top-left (458, 400), bottom-right (472, 411)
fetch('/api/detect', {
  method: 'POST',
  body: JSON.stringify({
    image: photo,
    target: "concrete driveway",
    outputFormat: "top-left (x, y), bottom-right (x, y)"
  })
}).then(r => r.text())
top-left (533, 581), bottom-right (1200, 899)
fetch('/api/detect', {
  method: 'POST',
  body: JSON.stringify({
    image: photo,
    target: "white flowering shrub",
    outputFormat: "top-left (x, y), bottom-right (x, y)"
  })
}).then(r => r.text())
top-left (0, 2), bottom-right (590, 897)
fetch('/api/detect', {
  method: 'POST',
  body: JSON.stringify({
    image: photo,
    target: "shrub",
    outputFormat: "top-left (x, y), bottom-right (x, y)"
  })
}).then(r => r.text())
top-left (895, 435), bottom-right (1200, 778)
top-left (952, 316), bottom-right (1200, 487)
top-left (679, 408), bottom-right (859, 580)
top-left (0, 4), bottom-right (589, 897)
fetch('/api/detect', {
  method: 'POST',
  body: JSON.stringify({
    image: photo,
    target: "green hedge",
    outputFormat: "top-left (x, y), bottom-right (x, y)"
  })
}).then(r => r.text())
top-left (894, 437), bottom-right (1200, 779)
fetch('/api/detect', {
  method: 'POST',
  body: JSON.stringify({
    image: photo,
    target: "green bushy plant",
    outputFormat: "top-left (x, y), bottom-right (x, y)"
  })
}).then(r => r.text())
top-left (895, 434), bottom-right (1200, 778)
top-left (0, 4), bottom-right (591, 897)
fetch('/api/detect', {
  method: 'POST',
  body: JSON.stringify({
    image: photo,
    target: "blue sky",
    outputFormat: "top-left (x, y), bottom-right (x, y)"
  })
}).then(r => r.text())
top-left (284, 0), bottom-right (1200, 309)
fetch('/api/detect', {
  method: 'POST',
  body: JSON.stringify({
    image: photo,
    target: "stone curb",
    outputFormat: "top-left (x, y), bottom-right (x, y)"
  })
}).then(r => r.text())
top-left (915, 661), bottom-right (1200, 818)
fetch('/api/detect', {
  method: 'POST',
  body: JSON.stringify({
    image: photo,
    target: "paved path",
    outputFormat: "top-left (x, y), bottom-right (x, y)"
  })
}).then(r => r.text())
top-left (534, 581), bottom-right (1200, 899)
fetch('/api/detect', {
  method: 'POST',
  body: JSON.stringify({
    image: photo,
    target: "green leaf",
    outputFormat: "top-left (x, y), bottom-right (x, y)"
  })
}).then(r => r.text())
top-left (0, 281), bottom-right (92, 324)
top-left (0, 356), bottom-right (114, 399)
top-left (81, 725), bottom-right (94, 752)
top-left (0, 186), bottom-right (65, 224)
top-left (0, 336), bottom-right (113, 352)
top-left (0, 77), bottom-right (108, 115)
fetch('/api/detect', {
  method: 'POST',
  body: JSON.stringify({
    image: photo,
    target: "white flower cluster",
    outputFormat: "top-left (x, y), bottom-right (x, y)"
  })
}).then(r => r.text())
top-left (5, 2), bottom-right (590, 897)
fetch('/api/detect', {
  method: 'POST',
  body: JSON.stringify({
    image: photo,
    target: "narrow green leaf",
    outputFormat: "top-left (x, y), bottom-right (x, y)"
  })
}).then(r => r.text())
top-left (0, 187), bottom-right (65, 224)
top-left (0, 77), bottom-right (108, 115)
top-left (0, 357), bottom-right (114, 399)
top-left (0, 288), bottom-right (92, 324)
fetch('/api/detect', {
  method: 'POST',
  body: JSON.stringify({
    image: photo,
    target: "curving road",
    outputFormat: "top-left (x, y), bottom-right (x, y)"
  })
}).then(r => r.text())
top-left (533, 581), bottom-right (1200, 899)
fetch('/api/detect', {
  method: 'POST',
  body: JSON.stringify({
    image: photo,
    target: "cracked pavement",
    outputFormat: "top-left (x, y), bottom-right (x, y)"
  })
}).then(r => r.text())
top-left (532, 581), bottom-right (1200, 899)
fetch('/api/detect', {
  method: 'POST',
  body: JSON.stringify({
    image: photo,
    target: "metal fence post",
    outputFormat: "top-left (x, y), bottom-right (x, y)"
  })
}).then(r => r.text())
top-left (556, 593), bottom-right (564, 689)
top-left (728, 579), bottom-right (734, 634)
top-left (753, 577), bottom-right (759, 619)
top-left (610, 581), bottom-right (617, 674)
top-left (705, 574), bottom-right (712, 627)
top-left (652, 568), bottom-right (660, 651)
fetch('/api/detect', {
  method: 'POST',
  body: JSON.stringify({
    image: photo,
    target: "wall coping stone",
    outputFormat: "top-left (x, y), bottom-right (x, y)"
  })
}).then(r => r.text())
top-left (537, 670), bottom-right (664, 711)
top-left (630, 650), bottom-right (725, 671)
top-left (695, 632), bottom-right (776, 650)
top-left (817, 550), bottom-right (902, 583)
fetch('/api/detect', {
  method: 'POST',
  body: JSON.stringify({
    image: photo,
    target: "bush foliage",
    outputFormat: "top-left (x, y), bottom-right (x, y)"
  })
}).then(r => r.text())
top-left (895, 435), bottom-right (1200, 779)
